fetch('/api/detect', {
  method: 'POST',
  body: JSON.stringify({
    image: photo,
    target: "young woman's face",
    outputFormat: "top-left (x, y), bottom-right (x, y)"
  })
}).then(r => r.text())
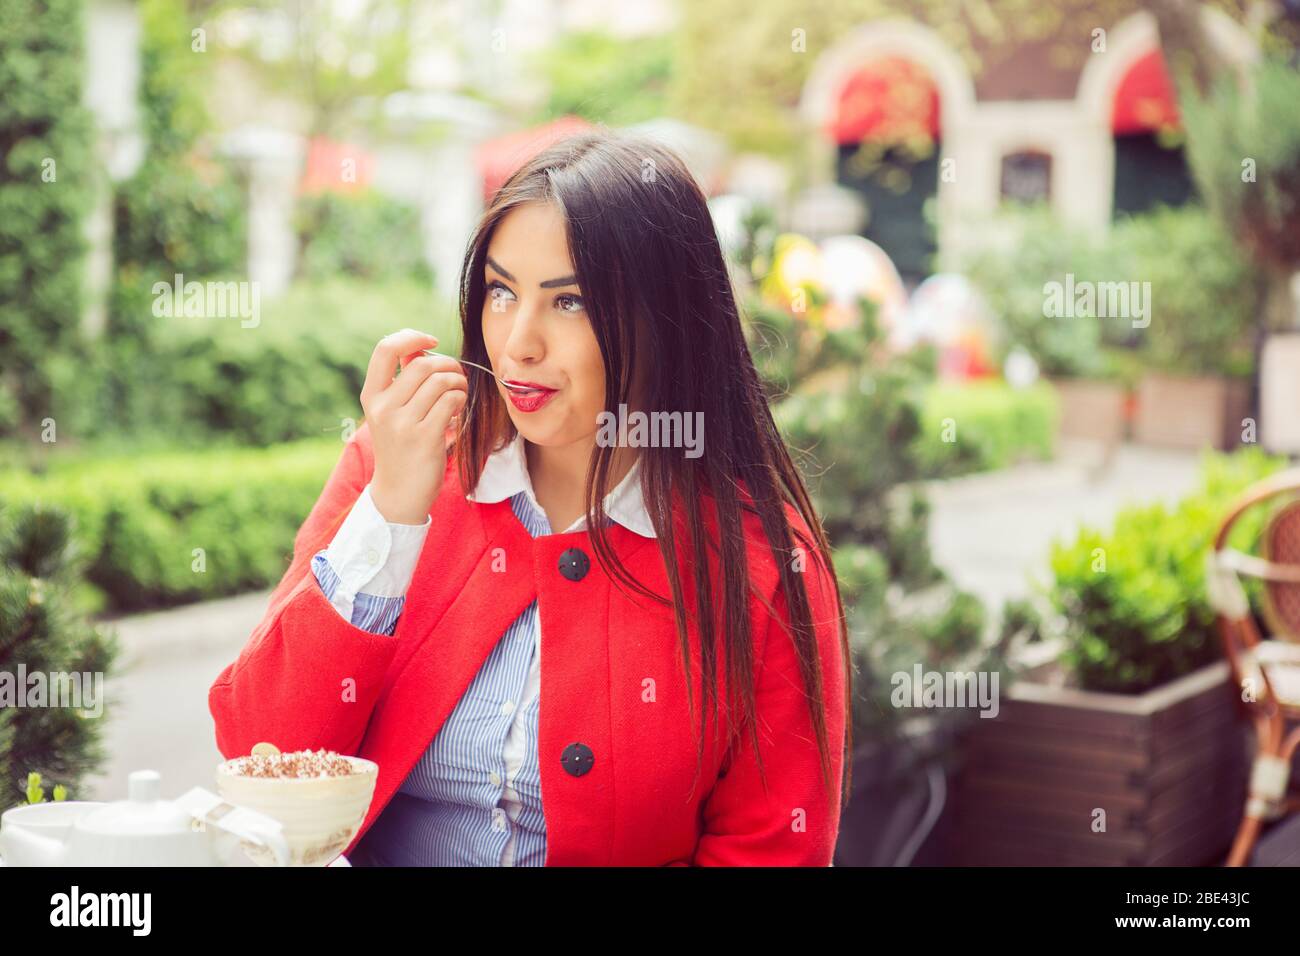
top-left (481, 201), bottom-right (608, 449)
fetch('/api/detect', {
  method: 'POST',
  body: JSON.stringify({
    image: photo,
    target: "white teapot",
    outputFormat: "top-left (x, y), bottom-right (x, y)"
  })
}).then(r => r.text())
top-left (0, 769), bottom-right (290, 866)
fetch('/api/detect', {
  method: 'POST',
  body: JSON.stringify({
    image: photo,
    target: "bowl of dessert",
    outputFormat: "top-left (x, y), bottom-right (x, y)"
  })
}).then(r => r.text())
top-left (216, 743), bottom-right (378, 866)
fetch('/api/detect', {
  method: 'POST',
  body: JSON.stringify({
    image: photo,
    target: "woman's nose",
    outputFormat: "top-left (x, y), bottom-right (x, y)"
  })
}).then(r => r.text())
top-left (503, 299), bottom-right (546, 363)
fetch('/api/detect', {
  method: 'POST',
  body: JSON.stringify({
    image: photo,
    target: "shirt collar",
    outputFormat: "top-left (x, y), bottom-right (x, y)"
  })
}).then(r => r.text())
top-left (465, 430), bottom-right (656, 539)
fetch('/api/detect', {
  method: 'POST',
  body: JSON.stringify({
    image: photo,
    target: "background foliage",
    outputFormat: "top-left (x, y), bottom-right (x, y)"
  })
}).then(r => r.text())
top-left (1046, 446), bottom-right (1287, 693)
top-left (0, 0), bottom-right (95, 440)
top-left (0, 503), bottom-right (119, 810)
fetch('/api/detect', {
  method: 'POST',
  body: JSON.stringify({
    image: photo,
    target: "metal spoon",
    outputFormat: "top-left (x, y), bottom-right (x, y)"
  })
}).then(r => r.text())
top-left (421, 349), bottom-right (530, 392)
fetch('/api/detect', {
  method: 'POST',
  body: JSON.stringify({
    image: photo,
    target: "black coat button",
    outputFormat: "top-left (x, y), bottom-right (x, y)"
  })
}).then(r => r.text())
top-left (558, 547), bottom-right (590, 582)
top-left (560, 742), bottom-right (594, 777)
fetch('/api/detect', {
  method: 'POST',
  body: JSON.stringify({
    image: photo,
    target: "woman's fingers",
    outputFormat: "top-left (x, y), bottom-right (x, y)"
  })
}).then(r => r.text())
top-left (387, 353), bottom-right (466, 408)
top-left (407, 370), bottom-right (468, 422)
top-left (360, 329), bottom-right (439, 410)
top-left (420, 382), bottom-right (468, 435)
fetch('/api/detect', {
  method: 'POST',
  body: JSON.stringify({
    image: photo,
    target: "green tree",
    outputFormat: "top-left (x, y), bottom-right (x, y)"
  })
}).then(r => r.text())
top-left (1152, 0), bottom-right (1300, 333)
top-left (210, 0), bottom-right (419, 138)
top-left (1182, 55), bottom-right (1300, 334)
top-left (529, 30), bottom-right (674, 126)
top-left (94, 0), bottom-right (246, 442)
top-left (0, 0), bottom-right (95, 440)
top-left (0, 503), bottom-right (119, 812)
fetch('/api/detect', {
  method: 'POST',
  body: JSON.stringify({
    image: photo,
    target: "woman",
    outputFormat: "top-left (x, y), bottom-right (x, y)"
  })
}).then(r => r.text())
top-left (209, 130), bottom-right (852, 866)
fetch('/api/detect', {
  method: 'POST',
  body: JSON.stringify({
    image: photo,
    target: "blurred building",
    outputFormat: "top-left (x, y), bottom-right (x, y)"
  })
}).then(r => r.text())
top-left (147, 1), bottom-right (1269, 297)
top-left (798, 7), bottom-right (1258, 282)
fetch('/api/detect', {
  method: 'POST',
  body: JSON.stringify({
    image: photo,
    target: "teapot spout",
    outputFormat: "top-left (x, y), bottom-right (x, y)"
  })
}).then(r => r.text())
top-left (174, 787), bottom-right (291, 866)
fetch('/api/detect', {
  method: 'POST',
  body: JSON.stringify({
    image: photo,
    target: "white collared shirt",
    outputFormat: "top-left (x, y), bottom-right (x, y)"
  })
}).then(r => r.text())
top-left (466, 427), bottom-right (655, 538)
top-left (318, 430), bottom-right (654, 865)
top-left (322, 430), bottom-right (654, 621)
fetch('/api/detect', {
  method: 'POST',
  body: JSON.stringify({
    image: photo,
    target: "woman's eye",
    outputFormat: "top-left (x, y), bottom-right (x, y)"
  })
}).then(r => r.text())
top-left (556, 293), bottom-right (585, 314)
top-left (486, 280), bottom-right (515, 303)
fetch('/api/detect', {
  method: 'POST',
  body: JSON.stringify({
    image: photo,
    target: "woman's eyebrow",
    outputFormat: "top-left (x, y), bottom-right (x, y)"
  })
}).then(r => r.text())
top-left (484, 255), bottom-right (515, 281)
top-left (540, 274), bottom-right (579, 288)
top-left (486, 255), bottom-right (577, 288)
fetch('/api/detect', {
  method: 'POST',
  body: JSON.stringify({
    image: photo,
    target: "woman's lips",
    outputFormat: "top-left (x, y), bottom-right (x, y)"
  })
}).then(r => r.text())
top-left (505, 381), bottom-right (558, 413)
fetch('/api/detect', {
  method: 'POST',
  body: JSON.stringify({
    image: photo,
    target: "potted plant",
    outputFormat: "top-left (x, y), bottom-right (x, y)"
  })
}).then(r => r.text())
top-left (950, 448), bottom-right (1287, 865)
top-left (1115, 206), bottom-right (1258, 452)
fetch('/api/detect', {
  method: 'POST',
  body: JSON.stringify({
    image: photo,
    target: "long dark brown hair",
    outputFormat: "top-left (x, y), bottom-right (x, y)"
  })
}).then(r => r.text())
top-left (450, 128), bottom-right (852, 808)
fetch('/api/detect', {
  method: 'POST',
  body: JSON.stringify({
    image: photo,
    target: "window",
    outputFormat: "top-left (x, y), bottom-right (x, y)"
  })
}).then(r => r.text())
top-left (1000, 150), bottom-right (1052, 204)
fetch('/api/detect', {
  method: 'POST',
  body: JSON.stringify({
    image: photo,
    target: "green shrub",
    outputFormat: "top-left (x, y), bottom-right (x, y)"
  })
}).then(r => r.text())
top-left (951, 203), bottom-right (1261, 379)
top-left (86, 0), bottom-right (247, 444)
top-left (745, 295), bottom-right (868, 400)
top-left (151, 278), bottom-right (436, 447)
top-left (1109, 205), bottom-right (1258, 377)
top-left (296, 190), bottom-right (432, 284)
top-left (740, 230), bottom-right (1012, 759)
top-left (1045, 446), bottom-right (1288, 694)
top-left (112, 0), bottom-right (246, 310)
top-left (915, 380), bottom-right (1059, 478)
top-left (1181, 54), bottom-right (1300, 336)
top-left (0, 0), bottom-right (95, 439)
top-left (774, 356), bottom-right (941, 592)
top-left (946, 205), bottom-right (1108, 378)
top-left (0, 504), bottom-right (119, 810)
top-left (0, 438), bottom-right (348, 613)
top-left (73, 277), bottom-right (458, 451)
top-left (831, 544), bottom-right (890, 620)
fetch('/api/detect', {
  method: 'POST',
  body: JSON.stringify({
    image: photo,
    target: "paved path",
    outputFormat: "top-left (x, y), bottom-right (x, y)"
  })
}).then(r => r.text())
top-left (82, 439), bottom-right (1203, 802)
top-left (83, 590), bottom-right (273, 802)
top-left (923, 439), bottom-right (1203, 612)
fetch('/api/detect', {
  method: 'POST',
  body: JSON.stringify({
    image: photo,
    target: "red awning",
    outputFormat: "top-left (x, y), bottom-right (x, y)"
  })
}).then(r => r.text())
top-left (827, 56), bottom-right (941, 146)
top-left (475, 116), bottom-right (594, 202)
top-left (1112, 49), bottom-right (1181, 135)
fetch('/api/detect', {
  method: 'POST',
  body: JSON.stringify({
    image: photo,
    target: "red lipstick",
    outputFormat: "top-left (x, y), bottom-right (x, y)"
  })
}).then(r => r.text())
top-left (504, 380), bottom-right (558, 413)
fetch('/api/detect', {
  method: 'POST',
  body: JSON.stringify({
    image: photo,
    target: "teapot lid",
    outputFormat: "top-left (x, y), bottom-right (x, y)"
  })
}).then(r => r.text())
top-left (79, 770), bottom-right (193, 835)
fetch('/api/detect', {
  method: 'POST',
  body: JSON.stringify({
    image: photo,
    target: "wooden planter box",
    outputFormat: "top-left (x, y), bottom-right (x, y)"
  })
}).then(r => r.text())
top-left (1048, 378), bottom-right (1127, 444)
top-left (1133, 373), bottom-right (1251, 451)
top-left (949, 659), bottom-right (1250, 866)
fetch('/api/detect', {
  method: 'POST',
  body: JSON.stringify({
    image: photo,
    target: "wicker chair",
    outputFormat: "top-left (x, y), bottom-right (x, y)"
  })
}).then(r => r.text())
top-left (1208, 467), bottom-right (1300, 866)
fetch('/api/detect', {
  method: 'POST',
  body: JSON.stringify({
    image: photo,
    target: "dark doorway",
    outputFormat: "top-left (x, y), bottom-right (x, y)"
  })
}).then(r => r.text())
top-left (1112, 132), bottom-right (1195, 216)
top-left (836, 141), bottom-right (939, 284)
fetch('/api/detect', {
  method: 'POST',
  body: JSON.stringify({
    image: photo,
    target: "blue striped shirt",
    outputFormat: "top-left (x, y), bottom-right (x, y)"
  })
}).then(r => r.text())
top-left (311, 489), bottom-right (552, 866)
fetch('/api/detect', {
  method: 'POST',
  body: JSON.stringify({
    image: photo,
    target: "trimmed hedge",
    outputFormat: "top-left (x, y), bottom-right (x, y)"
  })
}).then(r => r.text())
top-left (0, 438), bottom-right (347, 614)
top-left (71, 277), bottom-right (460, 451)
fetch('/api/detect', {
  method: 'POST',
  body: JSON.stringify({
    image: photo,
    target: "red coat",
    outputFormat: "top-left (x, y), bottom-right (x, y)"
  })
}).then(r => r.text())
top-left (209, 423), bottom-right (848, 865)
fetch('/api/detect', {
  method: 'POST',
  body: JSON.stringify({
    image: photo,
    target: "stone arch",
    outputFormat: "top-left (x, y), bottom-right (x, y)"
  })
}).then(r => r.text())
top-left (1076, 8), bottom-right (1258, 130)
top-left (799, 18), bottom-right (976, 134)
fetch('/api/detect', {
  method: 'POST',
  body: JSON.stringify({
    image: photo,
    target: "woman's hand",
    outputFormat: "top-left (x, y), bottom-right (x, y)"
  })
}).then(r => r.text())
top-left (360, 329), bottom-right (468, 524)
